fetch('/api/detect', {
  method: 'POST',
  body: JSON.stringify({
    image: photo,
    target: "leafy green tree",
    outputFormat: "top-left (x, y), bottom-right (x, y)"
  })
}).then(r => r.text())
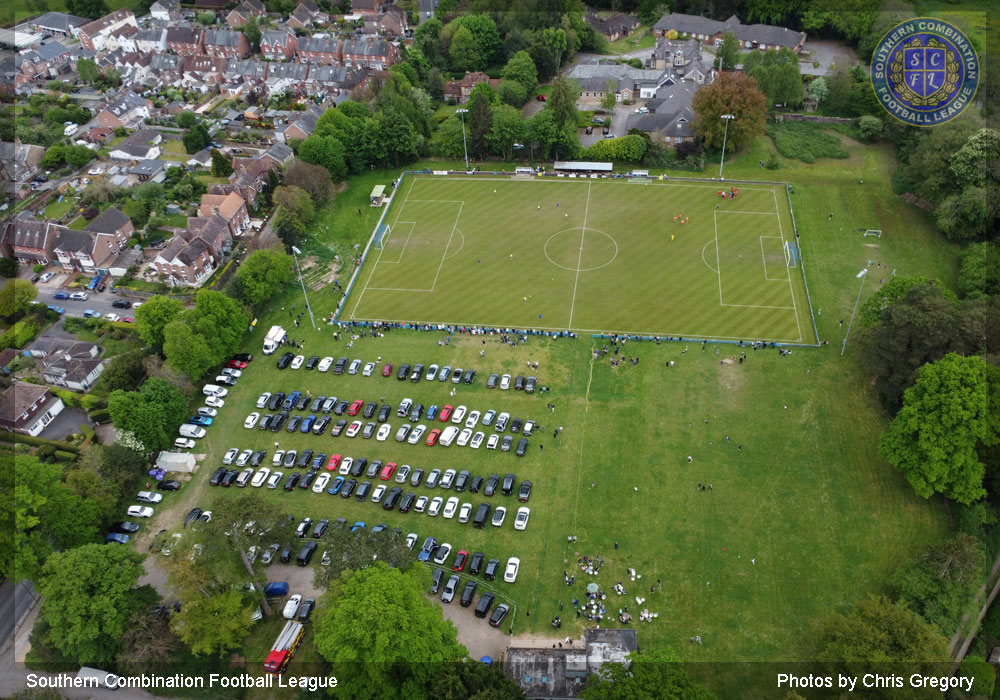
top-left (182, 123), bottom-right (211, 154)
top-left (196, 10), bottom-right (215, 24)
top-left (64, 467), bottom-right (119, 525)
top-left (501, 50), bottom-right (538, 97)
top-left (541, 27), bottom-right (568, 67)
top-left (374, 107), bottom-right (419, 167)
top-left (100, 349), bottom-right (148, 393)
top-left (527, 108), bottom-right (559, 159)
top-left (234, 249), bottom-right (292, 307)
top-left (807, 76), bottom-right (828, 103)
top-left (468, 85), bottom-right (494, 158)
top-left (414, 18), bottom-right (442, 65)
top-left (77, 58), bottom-right (100, 84)
top-left (0, 279), bottom-right (38, 316)
top-left (65, 0), bottom-right (110, 19)
top-left (958, 242), bottom-right (1000, 299)
top-left (134, 294), bottom-right (183, 351)
top-left (244, 15), bottom-right (261, 53)
top-left (282, 161), bottom-right (333, 204)
top-left (743, 48), bottom-right (803, 108)
top-left (692, 71), bottom-right (768, 152)
top-left (856, 115), bottom-right (882, 142)
top-left (950, 128), bottom-right (1000, 189)
top-left (11, 456), bottom-right (101, 582)
top-left (210, 149), bottom-right (233, 178)
top-left (171, 589), bottom-right (253, 657)
top-left (108, 377), bottom-right (189, 453)
top-left (547, 75), bottom-right (578, 130)
top-left (191, 288), bottom-right (249, 357)
top-left (37, 543), bottom-right (145, 665)
top-left (581, 648), bottom-right (717, 700)
top-left (451, 14), bottom-right (501, 68)
top-left (880, 353), bottom-right (989, 504)
top-left (120, 198), bottom-right (149, 230)
top-left (314, 563), bottom-right (467, 699)
top-left (432, 115), bottom-right (468, 158)
top-left (429, 662), bottom-right (526, 699)
top-left (176, 110), bottom-right (197, 129)
top-left (76, 443), bottom-right (146, 503)
top-left (600, 79), bottom-right (617, 111)
top-left (529, 42), bottom-right (558, 82)
top-left (272, 205), bottom-right (305, 248)
top-left (902, 118), bottom-right (981, 206)
top-left (717, 32), bottom-right (740, 71)
top-left (449, 25), bottom-right (481, 72)
top-left (299, 135), bottom-right (347, 180)
top-left (936, 187), bottom-right (992, 242)
top-left (487, 104), bottom-right (526, 160)
top-left (274, 185), bottom-right (315, 225)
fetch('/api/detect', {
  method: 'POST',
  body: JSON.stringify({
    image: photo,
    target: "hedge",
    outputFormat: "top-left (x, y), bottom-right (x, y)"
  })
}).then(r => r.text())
top-left (80, 424), bottom-right (96, 441)
top-left (0, 433), bottom-right (80, 453)
top-left (51, 388), bottom-right (81, 407)
top-left (89, 409), bottom-right (110, 424)
top-left (37, 444), bottom-right (56, 458)
top-left (54, 450), bottom-right (77, 462)
top-left (80, 393), bottom-right (104, 410)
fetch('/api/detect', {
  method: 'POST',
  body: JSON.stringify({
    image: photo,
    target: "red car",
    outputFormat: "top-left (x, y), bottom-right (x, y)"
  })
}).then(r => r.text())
top-left (226, 359), bottom-right (248, 370)
top-left (381, 363), bottom-right (393, 377)
top-left (326, 454), bottom-right (342, 471)
top-left (452, 550), bottom-right (468, 571)
top-left (122, 317), bottom-right (134, 323)
top-left (347, 399), bottom-right (364, 416)
top-left (438, 405), bottom-right (453, 422)
top-left (379, 462), bottom-right (396, 480)
top-left (425, 429), bottom-right (442, 446)
top-left (536, 94), bottom-right (546, 101)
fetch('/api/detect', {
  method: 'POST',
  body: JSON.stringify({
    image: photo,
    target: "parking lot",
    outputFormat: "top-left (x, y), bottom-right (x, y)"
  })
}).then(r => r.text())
top-left (35, 272), bottom-right (136, 319)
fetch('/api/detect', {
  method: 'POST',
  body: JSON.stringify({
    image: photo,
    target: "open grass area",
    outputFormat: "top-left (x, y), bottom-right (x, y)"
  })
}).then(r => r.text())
top-left (160, 139), bottom-right (189, 157)
top-left (5, 0), bottom-right (133, 24)
top-left (44, 194), bottom-right (77, 220)
top-left (605, 27), bottom-right (657, 54)
top-left (67, 215), bottom-right (88, 230)
top-left (765, 122), bottom-right (850, 163)
top-left (346, 176), bottom-right (815, 343)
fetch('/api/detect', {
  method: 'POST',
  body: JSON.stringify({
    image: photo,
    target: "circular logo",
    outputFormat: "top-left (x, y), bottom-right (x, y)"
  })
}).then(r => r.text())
top-left (871, 18), bottom-right (979, 126)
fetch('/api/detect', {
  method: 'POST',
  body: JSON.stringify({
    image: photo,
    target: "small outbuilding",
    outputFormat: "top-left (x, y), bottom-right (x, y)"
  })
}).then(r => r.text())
top-left (369, 185), bottom-right (386, 206)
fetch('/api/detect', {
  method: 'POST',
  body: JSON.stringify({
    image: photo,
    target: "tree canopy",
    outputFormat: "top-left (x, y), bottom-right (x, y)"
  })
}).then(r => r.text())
top-left (580, 648), bottom-right (718, 700)
top-left (692, 72), bottom-right (768, 152)
top-left (134, 295), bottom-right (184, 351)
top-left (234, 249), bottom-right (293, 307)
top-left (0, 279), bottom-right (38, 317)
top-left (108, 378), bottom-right (189, 454)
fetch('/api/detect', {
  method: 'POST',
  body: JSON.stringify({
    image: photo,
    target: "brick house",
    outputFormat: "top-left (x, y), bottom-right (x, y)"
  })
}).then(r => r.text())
top-left (296, 35), bottom-right (341, 64)
top-left (276, 102), bottom-right (322, 142)
top-left (226, 0), bottom-right (266, 28)
top-left (11, 211), bottom-right (55, 265)
top-left (185, 213), bottom-right (232, 254)
top-left (153, 236), bottom-right (214, 286)
top-left (83, 206), bottom-right (134, 264)
top-left (350, 0), bottom-right (384, 16)
top-left (653, 12), bottom-right (806, 52)
top-left (342, 37), bottom-right (396, 70)
top-left (444, 71), bottom-right (501, 103)
top-left (150, 0), bottom-right (181, 21)
top-left (203, 29), bottom-right (250, 59)
top-left (0, 382), bottom-right (65, 437)
top-left (95, 93), bottom-right (152, 130)
top-left (375, 5), bottom-right (408, 37)
top-left (77, 9), bottom-right (138, 51)
top-left (261, 28), bottom-right (297, 61)
top-left (165, 26), bottom-right (204, 56)
top-left (198, 191), bottom-right (249, 237)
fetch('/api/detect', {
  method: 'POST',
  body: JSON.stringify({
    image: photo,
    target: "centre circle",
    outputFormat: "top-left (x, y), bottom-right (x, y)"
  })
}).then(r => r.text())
top-left (543, 228), bottom-right (619, 272)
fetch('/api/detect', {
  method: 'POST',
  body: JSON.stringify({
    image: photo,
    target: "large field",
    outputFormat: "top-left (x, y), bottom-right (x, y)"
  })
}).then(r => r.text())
top-left (347, 176), bottom-right (817, 344)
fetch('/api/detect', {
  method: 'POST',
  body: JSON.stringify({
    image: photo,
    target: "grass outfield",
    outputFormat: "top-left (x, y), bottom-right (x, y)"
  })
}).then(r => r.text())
top-left (347, 177), bottom-right (816, 344)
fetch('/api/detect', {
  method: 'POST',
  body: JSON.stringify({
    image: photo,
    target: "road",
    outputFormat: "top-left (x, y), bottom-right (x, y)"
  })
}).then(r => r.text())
top-left (417, 0), bottom-right (434, 23)
top-left (34, 271), bottom-right (137, 319)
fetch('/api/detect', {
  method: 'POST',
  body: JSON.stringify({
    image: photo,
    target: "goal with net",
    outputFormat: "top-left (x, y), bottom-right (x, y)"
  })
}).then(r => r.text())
top-left (783, 240), bottom-right (799, 268)
top-left (374, 224), bottom-right (391, 249)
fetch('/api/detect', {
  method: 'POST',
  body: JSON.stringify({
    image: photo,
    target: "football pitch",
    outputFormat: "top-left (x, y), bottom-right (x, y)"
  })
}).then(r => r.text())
top-left (347, 176), bottom-right (818, 344)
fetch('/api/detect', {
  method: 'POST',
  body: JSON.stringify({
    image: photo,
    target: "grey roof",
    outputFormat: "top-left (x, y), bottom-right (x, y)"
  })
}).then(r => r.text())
top-left (36, 40), bottom-right (70, 61)
top-left (166, 26), bottom-right (201, 45)
top-left (268, 62), bottom-right (309, 81)
top-left (653, 12), bottom-right (804, 48)
top-left (566, 63), bottom-right (663, 84)
top-left (134, 28), bottom-right (166, 43)
top-left (188, 149), bottom-right (212, 164)
top-left (342, 37), bottom-right (390, 57)
top-left (177, 236), bottom-right (210, 264)
top-left (53, 227), bottom-right (94, 254)
top-left (204, 29), bottom-right (242, 47)
top-left (130, 159), bottom-right (165, 175)
top-left (266, 142), bottom-right (293, 162)
top-left (298, 35), bottom-right (339, 54)
top-left (112, 247), bottom-right (143, 269)
top-left (626, 107), bottom-right (695, 137)
top-left (226, 58), bottom-right (268, 78)
top-left (150, 54), bottom-right (182, 72)
top-left (505, 629), bottom-right (637, 698)
top-left (85, 206), bottom-right (130, 234)
top-left (653, 12), bottom-right (725, 35)
top-left (652, 37), bottom-right (702, 62)
top-left (31, 12), bottom-right (89, 32)
top-left (12, 214), bottom-right (52, 250)
top-left (261, 29), bottom-right (292, 46)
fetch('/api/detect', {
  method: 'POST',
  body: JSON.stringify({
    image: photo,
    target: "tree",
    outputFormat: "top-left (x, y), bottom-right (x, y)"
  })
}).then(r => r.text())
top-left (950, 128), bottom-right (1000, 189)
top-left (541, 27), bottom-right (568, 67)
top-left (743, 48), bottom-right (803, 108)
top-left (936, 187), bottom-right (993, 243)
top-left (134, 294), bottom-right (183, 351)
top-left (636, 0), bottom-right (669, 26)
top-left (76, 443), bottom-right (146, 502)
top-left (283, 161), bottom-right (334, 204)
top-left (501, 50), bottom-right (538, 96)
top-left (210, 149), bottom-right (233, 178)
top-left (487, 104), bottom-right (526, 160)
top-left (234, 249), bottom-right (292, 307)
top-left (274, 185), bottom-right (315, 225)
top-left (0, 279), bottom-right (38, 316)
top-left (171, 589), bottom-right (253, 657)
top-left (529, 43), bottom-right (558, 82)
top-left (196, 10), bottom-right (215, 24)
top-left (191, 289), bottom-right (249, 358)
top-left (11, 456), bottom-right (101, 582)
top-left (429, 662), bottom-right (527, 699)
top-left (244, 15), bottom-right (261, 53)
top-left (451, 14), bottom-right (501, 68)
top-left (0, 257), bottom-right (17, 278)
top-left (116, 607), bottom-right (180, 674)
top-left (76, 57), bottom-right (100, 84)
top-left (314, 563), bottom-right (467, 699)
top-left (432, 115), bottom-right (469, 158)
top-left (449, 25), bottom-right (481, 72)
top-left (65, 0), bottom-right (110, 19)
top-left (958, 242), bottom-right (1000, 299)
top-left (100, 349), bottom-right (148, 393)
top-left (37, 543), bottom-right (145, 665)
top-left (692, 72), bottom-right (767, 152)
top-left (879, 353), bottom-right (989, 505)
top-left (108, 378), bottom-right (189, 453)
top-left (547, 75), bottom-right (578, 130)
top-left (374, 107), bottom-right (419, 167)
top-left (64, 467), bottom-right (119, 525)
top-left (581, 648), bottom-right (717, 700)
top-left (272, 205), bottom-right (305, 248)
top-left (856, 115), bottom-right (882, 142)
top-left (467, 85), bottom-right (494, 159)
top-left (299, 135), bottom-right (348, 180)
top-left (176, 110), bottom-right (197, 129)
top-left (600, 79), bottom-right (617, 111)
top-left (182, 123), bottom-right (210, 154)
top-left (807, 76), bottom-right (828, 103)
top-left (717, 32), bottom-right (740, 71)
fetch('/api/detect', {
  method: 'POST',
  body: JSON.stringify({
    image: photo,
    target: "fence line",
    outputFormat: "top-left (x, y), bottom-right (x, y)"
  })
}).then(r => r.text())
top-left (786, 184), bottom-right (821, 347)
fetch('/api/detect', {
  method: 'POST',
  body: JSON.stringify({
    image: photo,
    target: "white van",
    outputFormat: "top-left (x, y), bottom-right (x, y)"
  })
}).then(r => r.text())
top-left (202, 384), bottom-right (228, 398)
top-left (439, 425), bottom-right (460, 447)
top-left (179, 424), bottom-right (207, 439)
top-left (77, 667), bottom-right (119, 690)
top-left (63, 123), bottom-right (79, 136)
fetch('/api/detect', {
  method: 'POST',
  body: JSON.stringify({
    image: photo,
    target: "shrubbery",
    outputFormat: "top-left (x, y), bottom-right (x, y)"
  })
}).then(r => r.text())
top-left (765, 122), bottom-right (849, 163)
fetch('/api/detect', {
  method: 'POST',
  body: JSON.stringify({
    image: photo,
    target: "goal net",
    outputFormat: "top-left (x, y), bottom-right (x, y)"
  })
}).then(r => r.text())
top-left (783, 240), bottom-right (799, 268)
top-left (373, 224), bottom-right (390, 249)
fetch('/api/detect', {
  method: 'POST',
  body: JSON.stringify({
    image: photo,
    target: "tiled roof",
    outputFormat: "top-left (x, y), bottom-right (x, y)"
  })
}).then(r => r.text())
top-left (85, 206), bottom-right (130, 234)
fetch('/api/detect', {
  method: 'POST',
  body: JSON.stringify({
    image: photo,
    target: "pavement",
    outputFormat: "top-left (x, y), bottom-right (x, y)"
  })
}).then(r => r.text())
top-left (799, 40), bottom-right (857, 76)
top-left (38, 406), bottom-right (90, 442)
top-left (417, 0), bottom-right (434, 23)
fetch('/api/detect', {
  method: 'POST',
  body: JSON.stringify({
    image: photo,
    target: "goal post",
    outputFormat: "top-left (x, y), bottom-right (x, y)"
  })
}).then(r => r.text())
top-left (783, 240), bottom-right (799, 268)
top-left (863, 229), bottom-right (882, 238)
top-left (373, 224), bottom-right (391, 249)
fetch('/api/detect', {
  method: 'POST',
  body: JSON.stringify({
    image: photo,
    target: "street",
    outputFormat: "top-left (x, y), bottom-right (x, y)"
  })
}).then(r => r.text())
top-left (33, 270), bottom-right (139, 320)
top-left (417, 0), bottom-right (434, 23)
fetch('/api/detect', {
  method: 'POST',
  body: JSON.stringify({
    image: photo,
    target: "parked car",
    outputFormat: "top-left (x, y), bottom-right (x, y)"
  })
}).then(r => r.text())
top-left (283, 595), bottom-right (302, 619)
top-left (441, 575), bottom-right (460, 603)
top-left (504, 557), bottom-right (520, 582)
top-left (489, 603), bottom-right (510, 627)
top-left (127, 505), bottom-right (153, 518)
top-left (514, 506), bottom-right (530, 530)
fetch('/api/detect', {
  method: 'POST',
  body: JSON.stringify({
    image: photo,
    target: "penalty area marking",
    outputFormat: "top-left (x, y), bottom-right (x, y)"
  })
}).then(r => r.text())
top-left (701, 239), bottom-right (718, 273)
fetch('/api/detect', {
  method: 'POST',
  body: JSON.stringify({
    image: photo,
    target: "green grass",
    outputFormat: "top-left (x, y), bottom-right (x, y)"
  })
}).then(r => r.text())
top-left (345, 176), bottom-right (815, 343)
top-left (67, 216), bottom-right (88, 230)
top-left (160, 139), bottom-right (189, 157)
top-left (44, 195), bottom-right (77, 220)
top-left (765, 122), bottom-right (850, 163)
top-left (158, 213), bottom-right (189, 228)
top-left (5, 0), bottom-right (133, 24)
top-left (605, 27), bottom-right (657, 54)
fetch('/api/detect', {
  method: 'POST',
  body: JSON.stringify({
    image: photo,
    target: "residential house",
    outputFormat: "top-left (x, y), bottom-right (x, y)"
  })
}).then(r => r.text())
top-left (129, 159), bottom-right (166, 182)
top-left (350, 0), bottom-right (383, 16)
top-left (95, 92), bottom-right (152, 129)
top-left (623, 77), bottom-right (699, 143)
top-left (26, 336), bottom-right (100, 361)
top-left (134, 27), bottom-right (168, 53)
top-left (198, 191), bottom-right (249, 237)
top-left (226, 0), bottom-right (266, 27)
top-left (11, 211), bottom-right (55, 264)
top-left (150, 53), bottom-right (183, 81)
top-left (203, 29), bottom-right (250, 59)
top-left (302, 64), bottom-right (364, 98)
top-left (276, 102), bottom-right (322, 141)
top-left (375, 5), bottom-right (408, 37)
top-left (653, 12), bottom-right (806, 52)
top-left (341, 37), bottom-right (396, 70)
top-left (4, 142), bottom-right (45, 183)
top-left (266, 62), bottom-right (310, 99)
top-left (566, 63), bottom-right (670, 102)
top-left (165, 26), bottom-right (204, 55)
top-left (16, 41), bottom-right (71, 83)
top-left (225, 58), bottom-right (268, 83)
top-left (108, 127), bottom-right (162, 161)
top-left (187, 149), bottom-right (213, 168)
top-left (104, 23), bottom-right (139, 53)
top-left (77, 9), bottom-right (138, 51)
top-left (28, 12), bottom-right (88, 38)
top-left (296, 35), bottom-right (341, 64)
top-left (153, 235), bottom-right (215, 286)
top-left (0, 382), bottom-right (65, 437)
top-left (42, 353), bottom-right (106, 391)
top-left (185, 213), bottom-right (232, 254)
top-left (443, 71), bottom-right (501, 103)
top-left (586, 10), bottom-right (640, 42)
top-left (183, 55), bottom-right (229, 85)
top-left (83, 126), bottom-right (114, 145)
top-left (261, 28), bottom-right (297, 61)
top-left (150, 0), bottom-right (181, 21)
top-left (109, 247), bottom-right (143, 277)
top-left (261, 142), bottom-right (294, 169)
top-left (287, 1), bottom-right (329, 29)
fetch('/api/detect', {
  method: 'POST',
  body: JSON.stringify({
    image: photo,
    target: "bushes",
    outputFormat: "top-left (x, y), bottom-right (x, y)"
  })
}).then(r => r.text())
top-left (80, 393), bottom-right (105, 411)
top-left (0, 320), bottom-right (41, 350)
top-left (37, 444), bottom-right (56, 459)
top-left (51, 388), bottom-right (80, 407)
top-left (765, 122), bottom-right (849, 163)
top-left (89, 409), bottom-right (111, 424)
top-left (54, 450), bottom-right (77, 462)
top-left (80, 424), bottom-right (96, 442)
top-left (0, 433), bottom-right (80, 453)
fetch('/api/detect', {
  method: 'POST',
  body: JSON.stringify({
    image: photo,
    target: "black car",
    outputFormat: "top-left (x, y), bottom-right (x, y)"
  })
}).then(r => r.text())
top-left (475, 592), bottom-right (495, 618)
top-left (363, 401), bottom-right (378, 419)
top-left (524, 376), bottom-right (537, 393)
top-left (111, 299), bottom-right (132, 309)
top-left (333, 400), bottom-right (350, 415)
top-left (487, 373), bottom-right (499, 388)
top-left (502, 473), bottom-right (516, 495)
top-left (355, 481), bottom-right (371, 501)
top-left (277, 352), bottom-right (294, 369)
top-left (298, 471), bottom-right (316, 489)
top-left (515, 375), bottom-right (525, 391)
top-left (284, 472), bottom-right (300, 490)
top-left (221, 470), bottom-right (239, 487)
top-left (469, 475), bottom-right (484, 493)
top-left (454, 470), bottom-right (470, 492)
top-left (296, 449), bottom-right (314, 468)
top-left (305, 356), bottom-right (320, 370)
top-left (297, 597), bottom-right (315, 622)
top-left (250, 450), bottom-right (266, 466)
top-left (362, 459), bottom-right (377, 478)
top-left (501, 435), bottom-right (513, 452)
top-left (383, 486), bottom-right (402, 510)
top-left (268, 392), bottom-right (285, 411)
top-left (184, 508), bottom-right (203, 527)
top-left (311, 452), bottom-right (326, 469)
top-left (286, 416), bottom-right (301, 433)
top-left (377, 404), bottom-right (391, 423)
top-left (333, 357), bottom-right (348, 374)
top-left (295, 517), bottom-right (313, 537)
top-left (312, 416), bottom-right (330, 434)
top-left (210, 467), bottom-right (227, 485)
top-left (313, 518), bottom-right (330, 538)
top-left (489, 603), bottom-right (510, 627)
top-left (331, 419), bottom-right (348, 436)
top-left (233, 353), bottom-right (253, 363)
top-left (410, 363), bottom-right (424, 381)
top-left (297, 541), bottom-right (317, 566)
top-left (109, 521), bottom-right (140, 534)
top-left (296, 395), bottom-right (309, 411)
top-left (258, 414), bottom-right (274, 431)
top-left (310, 396), bottom-right (325, 412)
top-left (516, 438), bottom-right (529, 457)
top-left (510, 418), bottom-right (523, 434)
top-left (341, 478), bottom-right (357, 498)
top-left (463, 369), bottom-right (476, 384)
top-left (270, 411), bottom-right (288, 432)
top-left (280, 545), bottom-right (293, 563)
top-left (408, 403), bottom-right (424, 422)
top-left (460, 580), bottom-right (478, 607)
top-left (484, 474), bottom-right (500, 496)
top-left (410, 468), bottom-right (425, 487)
top-left (518, 480), bottom-right (532, 501)
top-left (321, 396), bottom-right (337, 413)
top-left (399, 491), bottom-right (416, 513)
top-left (396, 363), bottom-right (410, 380)
top-left (469, 551), bottom-right (485, 575)
top-left (431, 568), bottom-right (445, 594)
top-left (484, 558), bottom-right (500, 581)
top-left (158, 480), bottom-right (182, 491)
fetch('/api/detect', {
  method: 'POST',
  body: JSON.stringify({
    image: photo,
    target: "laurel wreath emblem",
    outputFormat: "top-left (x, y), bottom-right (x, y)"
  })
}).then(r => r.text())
top-left (889, 36), bottom-right (960, 107)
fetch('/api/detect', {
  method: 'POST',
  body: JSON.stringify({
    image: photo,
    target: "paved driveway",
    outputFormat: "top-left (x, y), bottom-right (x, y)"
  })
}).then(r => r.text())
top-left (799, 40), bottom-right (857, 76)
top-left (39, 406), bottom-right (91, 442)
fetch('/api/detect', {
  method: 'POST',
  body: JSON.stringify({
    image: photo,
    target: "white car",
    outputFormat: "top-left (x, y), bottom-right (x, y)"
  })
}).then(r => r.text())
top-left (235, 449), bottom-right (253, 466)
top-left (312, 473), bottom-right (330, 493)
top-left (197, 407), bottom-right (218, 418)
top-left (317, 356), bottom-right (333, 372)
top-left (470, 431), bottom-right (485, 449)
top-left (346, 421), bottom-right (362, 438)
top-left (514, 506), bottom-right (530, 530)
top-left (363, 361), bottom-right (375, 376)
top-left (465, 410), bottom-right (481, 429)
top-left (221, 368), bottom-right (242, 378)
top-left (371, 484), bottom-right (386, 503)
top-left (205, 396), bottom-right (225, 408)
top-left (487, 433), bottom-right (500, 450)
top-left (458, 502), bottom-right (472, 523)
top-left (492, 506), bottom-right (507, 527)
top-left (246, 545), bottom-right (258, 563)
top-left (440, 468), bottom-right (456, 489)
top-left (407, 424), bottom-right (427, 445)
top-left (428, 496), bottom-right (444, 517)
top-left (439, 425), bottom-right (460, 446)
top-left (70, 291), bottom-right (88, 301)
top-left (339, 457), bottom-right (354, 476)
top-left (405, 533), bottom-right (419, 549)
top-left (414, 495), bottom-right (429, 513)
top-left (433, 543), bottom-right (452, 565)
top-left (442, 496), bottom-right (459, 519)
top-left (106, 313), bottom-right (121, 322)
top-left (451, 405), bottom-right (467, 424)
top-left (127, 505), bottom-right (153, 518)
top-left (223, 447), bottom-right (239, 464)
top-left (136, 491), bottom-right (162, 504)
top-left (291, 355), bottom-right (305, 369)
top-left (504, 557), bottom-right (520, 583)
top-left (283, 595), bottom-right (302, 619)
top-left (244, 412), bottom-right (260, 429)
top-left (500, 374), bottom-right (511, 390)
top-left (88, 167), bottom-right (103, 176)
top-left (376, 423), bottom-right (391, 441)
top-left (251, 468), bottom-right (270, 487)
top-left (456, 428), bottom-right (472, 446)
top-left (267, 471), bottom-right (283, 489)
top-left (272, 450), bottom-right (285, 467)
top-left (174, 438), bottom-right (196, 449)
top-left (255, 392), bottom-right (271, 408)
top-left (179, 424), bottom-right (206, 439)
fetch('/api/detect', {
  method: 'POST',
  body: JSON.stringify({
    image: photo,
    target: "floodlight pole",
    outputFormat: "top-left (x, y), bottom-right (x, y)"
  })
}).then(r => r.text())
top-left (718, 114), bottom-right (735, 178)
top-left (841, 268), bottom-right (868, 356)
top-left (457, 108), bottom-right (469, 171)
top-left (290, 245), bottom-right (316, 330)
